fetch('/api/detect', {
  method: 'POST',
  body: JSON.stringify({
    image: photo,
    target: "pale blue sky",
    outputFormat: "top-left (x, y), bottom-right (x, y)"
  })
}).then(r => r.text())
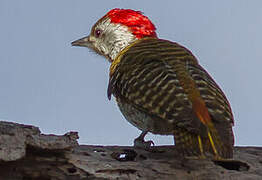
top-left (0, 0), bottom-right (261, 146)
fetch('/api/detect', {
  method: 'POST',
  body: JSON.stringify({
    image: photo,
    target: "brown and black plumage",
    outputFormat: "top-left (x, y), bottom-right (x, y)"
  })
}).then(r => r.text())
top-left (108, 38), bottom-right (234, 158)
top-left (72, 8), bottom-right (234, 159)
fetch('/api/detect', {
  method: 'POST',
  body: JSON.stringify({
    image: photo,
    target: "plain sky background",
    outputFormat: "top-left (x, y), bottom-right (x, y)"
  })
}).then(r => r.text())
top-left (0, 0), bottom-right (261, 146)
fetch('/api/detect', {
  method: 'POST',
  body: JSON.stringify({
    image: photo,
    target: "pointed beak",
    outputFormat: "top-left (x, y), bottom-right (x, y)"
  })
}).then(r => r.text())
top-left (71, 36), bottom-right (90, 47)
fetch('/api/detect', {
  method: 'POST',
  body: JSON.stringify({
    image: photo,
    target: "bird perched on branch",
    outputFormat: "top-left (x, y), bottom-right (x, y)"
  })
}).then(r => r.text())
top-left (72, 8), bottom-right (234, 159)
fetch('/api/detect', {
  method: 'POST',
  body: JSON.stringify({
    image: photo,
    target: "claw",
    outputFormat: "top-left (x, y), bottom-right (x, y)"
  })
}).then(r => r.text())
top-left (134, 139), bottom-right (154, 149)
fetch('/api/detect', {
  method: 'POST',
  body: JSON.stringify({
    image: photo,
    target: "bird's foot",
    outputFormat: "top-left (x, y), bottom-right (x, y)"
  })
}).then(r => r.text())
top-left (133, 131), bottom-right (154, 150)
top-left (134, 138), bottom-right (154, 150)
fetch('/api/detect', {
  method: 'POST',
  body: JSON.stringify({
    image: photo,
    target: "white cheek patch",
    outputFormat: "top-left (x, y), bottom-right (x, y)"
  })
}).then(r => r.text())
top-left (105, 23), bottom-right (136, 60)
top-left (94, 18), bottom-right (137, 61)
top-left (99, 44), bottom-right (108, 55)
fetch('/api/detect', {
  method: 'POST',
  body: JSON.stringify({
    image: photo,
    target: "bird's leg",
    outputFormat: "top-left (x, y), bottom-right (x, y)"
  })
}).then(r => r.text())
top-left (134, 131), bottom-right (154, 150)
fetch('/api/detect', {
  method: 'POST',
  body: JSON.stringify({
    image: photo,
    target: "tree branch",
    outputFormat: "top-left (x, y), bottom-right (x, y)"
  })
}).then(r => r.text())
top-left (0, 121), bottom-right (261, 180)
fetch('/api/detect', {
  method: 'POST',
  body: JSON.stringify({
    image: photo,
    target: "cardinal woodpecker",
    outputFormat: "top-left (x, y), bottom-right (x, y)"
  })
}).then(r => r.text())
top-left (72, 8), bottom-right (234, 159)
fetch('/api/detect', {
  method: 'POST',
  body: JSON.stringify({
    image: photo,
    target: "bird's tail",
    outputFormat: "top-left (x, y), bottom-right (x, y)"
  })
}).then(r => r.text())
top-left (174, 124), bottom-right (234, 159)
top-left (173, 129), bottom-right (201, 157)
top-left (205, 122), bottom-right (234, 159)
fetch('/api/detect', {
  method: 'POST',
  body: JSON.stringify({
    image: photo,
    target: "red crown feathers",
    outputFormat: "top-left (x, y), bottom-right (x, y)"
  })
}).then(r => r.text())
top-left (107, 8), bottom-right (157, 39)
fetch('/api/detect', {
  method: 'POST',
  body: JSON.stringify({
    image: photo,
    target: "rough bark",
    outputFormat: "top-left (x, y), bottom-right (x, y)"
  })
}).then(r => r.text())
top-left (0, 121), bottom-right (261, 180)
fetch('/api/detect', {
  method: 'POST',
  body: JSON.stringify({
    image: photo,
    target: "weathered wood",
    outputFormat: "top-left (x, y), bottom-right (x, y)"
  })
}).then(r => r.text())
top-left (0, 121), bottom-right (261, 180)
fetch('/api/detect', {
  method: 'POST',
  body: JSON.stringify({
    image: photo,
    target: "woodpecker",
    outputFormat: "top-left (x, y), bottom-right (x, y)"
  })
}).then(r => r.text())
top-left (72, 8), bottom-right (234, 159)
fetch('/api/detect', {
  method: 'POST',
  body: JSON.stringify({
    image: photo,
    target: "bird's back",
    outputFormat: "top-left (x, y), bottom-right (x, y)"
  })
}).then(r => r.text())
top-left (108, 38), bottom-right (234, 158)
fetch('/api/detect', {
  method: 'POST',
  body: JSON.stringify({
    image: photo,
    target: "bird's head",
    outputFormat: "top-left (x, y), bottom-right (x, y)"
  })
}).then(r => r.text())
top-left (71, 8), bottom-right (157, 62)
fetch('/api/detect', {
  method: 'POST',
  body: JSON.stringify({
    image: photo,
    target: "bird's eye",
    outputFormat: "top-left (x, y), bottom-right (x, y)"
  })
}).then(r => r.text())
top-left (95, 29), bottom-right (102, 38)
